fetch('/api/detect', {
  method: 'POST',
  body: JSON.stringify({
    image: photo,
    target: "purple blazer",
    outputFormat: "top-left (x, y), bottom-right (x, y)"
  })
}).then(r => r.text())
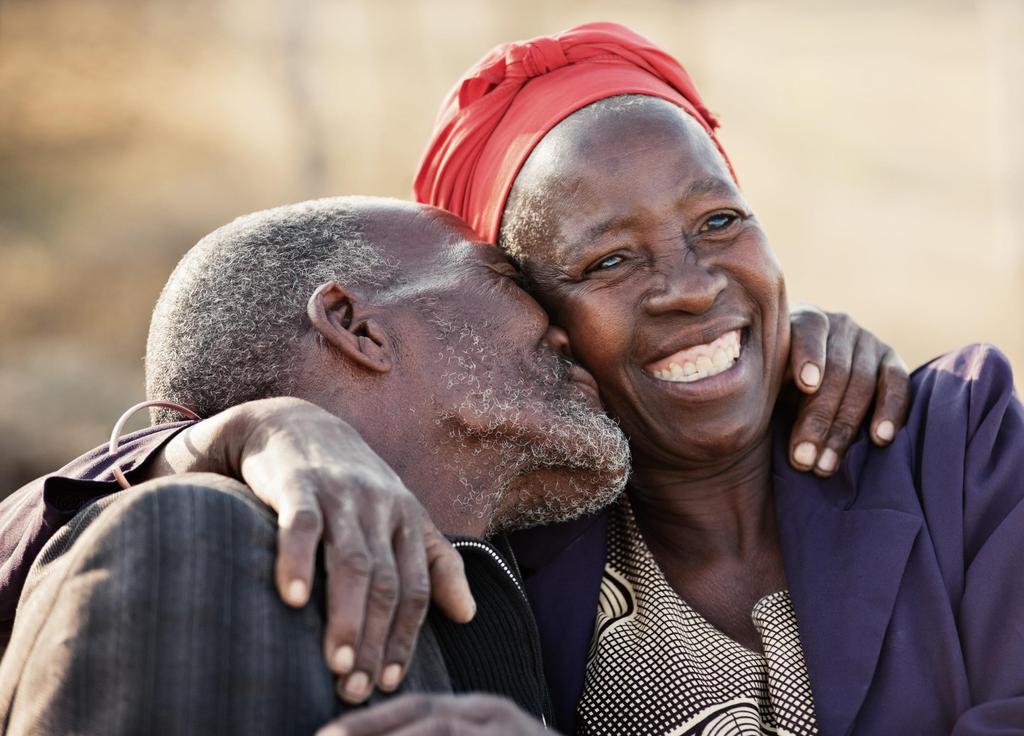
top-left (511, 345), bottom-right (1024, 736)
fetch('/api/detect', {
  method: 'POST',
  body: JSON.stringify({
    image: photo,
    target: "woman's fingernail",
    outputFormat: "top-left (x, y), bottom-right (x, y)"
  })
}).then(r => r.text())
top-left (876, 420), bottom-right (895, 442)
top-left (286, 579), bottom-right (308, 606)
top-left (817, 448), bottom-right (838, 473)
top-left (800, 363), bottom-right (821, 389)
top-left (380, 664), bottom-right (403, 691)
top-left (794, 442), bottom-right (817, 467)
top-left (332, 645), bottom-right (354, 674)
top-left (343, 671), bottom-right (370, 702)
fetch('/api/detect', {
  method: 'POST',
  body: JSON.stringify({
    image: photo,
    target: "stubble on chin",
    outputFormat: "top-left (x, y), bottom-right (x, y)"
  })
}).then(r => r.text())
top-left (423, 306), bottom-right (630, 534)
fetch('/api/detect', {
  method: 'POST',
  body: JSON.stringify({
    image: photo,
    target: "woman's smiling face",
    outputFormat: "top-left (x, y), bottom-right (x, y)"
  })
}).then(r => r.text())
top-left (501, 96), bottom-right (791, 468)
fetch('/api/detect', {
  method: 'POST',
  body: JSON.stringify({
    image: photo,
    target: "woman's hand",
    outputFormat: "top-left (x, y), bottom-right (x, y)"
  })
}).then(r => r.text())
top-left (316, 694), bottom-right (551, 736)
top-left (140, 397), bottom-right (476, 704)
top-left (787, 306), bottom-right (910, 476)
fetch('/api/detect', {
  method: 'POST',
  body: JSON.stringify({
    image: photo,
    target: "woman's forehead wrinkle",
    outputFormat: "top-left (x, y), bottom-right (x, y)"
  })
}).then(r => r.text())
top-left (685, 177), bottom-right (738, 201)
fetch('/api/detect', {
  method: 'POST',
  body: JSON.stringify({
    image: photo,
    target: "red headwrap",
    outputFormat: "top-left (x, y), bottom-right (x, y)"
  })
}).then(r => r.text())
top-left (413, 21), bottom-right (735, 244)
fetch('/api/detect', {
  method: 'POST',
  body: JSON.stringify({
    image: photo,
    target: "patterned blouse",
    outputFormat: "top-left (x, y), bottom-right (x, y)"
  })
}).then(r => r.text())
top-left (578, 498), bottom-right (818, 736)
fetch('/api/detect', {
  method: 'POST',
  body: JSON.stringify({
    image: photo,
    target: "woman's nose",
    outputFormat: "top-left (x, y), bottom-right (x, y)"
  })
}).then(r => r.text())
top-left (543, 324), bottom-right (575, 361)
top-left (645, 257), bottom-right (728, 316)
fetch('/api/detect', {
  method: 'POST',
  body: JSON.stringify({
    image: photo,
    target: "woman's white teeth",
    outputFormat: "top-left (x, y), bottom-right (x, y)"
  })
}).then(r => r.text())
top-left (649, 330), bottom-right (742, 383)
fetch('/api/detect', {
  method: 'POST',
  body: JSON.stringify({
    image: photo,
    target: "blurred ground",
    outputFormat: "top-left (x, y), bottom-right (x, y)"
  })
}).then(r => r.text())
top-left (1, 0), bottom-right (1022, 493)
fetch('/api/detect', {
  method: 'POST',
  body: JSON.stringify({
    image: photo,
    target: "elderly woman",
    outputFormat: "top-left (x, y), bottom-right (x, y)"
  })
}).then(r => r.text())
top-left (411, 22), bottom-right (1024, 736)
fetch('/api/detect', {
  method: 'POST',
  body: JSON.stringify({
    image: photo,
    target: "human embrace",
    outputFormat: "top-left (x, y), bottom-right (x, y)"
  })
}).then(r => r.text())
top-left (1, 22), bottom-right (1021, 736)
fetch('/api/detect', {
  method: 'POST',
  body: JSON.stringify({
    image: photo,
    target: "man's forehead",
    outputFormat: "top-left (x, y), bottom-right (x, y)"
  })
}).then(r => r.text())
top-left (358, 202), bottom-right (505, 280)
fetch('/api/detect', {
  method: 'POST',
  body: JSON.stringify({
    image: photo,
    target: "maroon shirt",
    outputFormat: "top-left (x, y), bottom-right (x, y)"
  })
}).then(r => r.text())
top-left (0, 422), bottom-right (191, 645)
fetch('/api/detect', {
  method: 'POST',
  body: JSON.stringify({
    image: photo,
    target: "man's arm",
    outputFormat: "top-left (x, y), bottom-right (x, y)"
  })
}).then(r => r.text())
top-left (0, 399), bottom-right (475, 703)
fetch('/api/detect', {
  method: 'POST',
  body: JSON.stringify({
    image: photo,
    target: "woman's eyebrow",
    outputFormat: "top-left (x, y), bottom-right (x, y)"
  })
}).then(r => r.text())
top-left (686, 177), bottom-right (735, 198)
top-left (572, 178), bottom-right (734, 248)
top-left (577, 215), bottom-right (640, 249)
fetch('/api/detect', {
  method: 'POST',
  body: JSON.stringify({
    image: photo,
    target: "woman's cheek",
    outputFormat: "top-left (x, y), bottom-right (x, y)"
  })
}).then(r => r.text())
top-left (566, 297), bottom-right (618, 369)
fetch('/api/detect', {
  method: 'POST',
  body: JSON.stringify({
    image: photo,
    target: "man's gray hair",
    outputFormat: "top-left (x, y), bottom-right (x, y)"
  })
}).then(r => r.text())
top-left (146, 196), bottom-right (396, 424)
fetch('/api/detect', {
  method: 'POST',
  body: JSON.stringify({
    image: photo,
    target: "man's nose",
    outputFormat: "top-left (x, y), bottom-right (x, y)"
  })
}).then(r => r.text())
top-left (543, 325), bottom-right (574, 361)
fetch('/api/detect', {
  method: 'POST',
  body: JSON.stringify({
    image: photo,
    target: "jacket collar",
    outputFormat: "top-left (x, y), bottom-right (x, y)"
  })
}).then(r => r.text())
top-left (514, 411), bottom-right (924, 736)
top-left (773, 424), bottom-right (921, 736)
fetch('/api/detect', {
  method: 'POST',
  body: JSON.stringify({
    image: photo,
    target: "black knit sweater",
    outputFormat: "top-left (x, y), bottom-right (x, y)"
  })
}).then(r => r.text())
top-left (426, 536), bottom-right (554, 726)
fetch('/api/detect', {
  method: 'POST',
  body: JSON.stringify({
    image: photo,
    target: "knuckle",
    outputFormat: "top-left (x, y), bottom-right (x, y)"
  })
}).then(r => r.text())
top-left (399, 494), bottom-right (426, 521)
top-left (845, 373), bottom-right (878, 402)
top-left (828, 420), bottom-right (857, 447)
top-left (402, 582), bottom-right (432, 610)
top-left (881, 361), bottom-right (910, 387)
top-left (369, 572), bottom-right (400, 606)
top-left (824, 342), bottom-right (854, 368)
top-left (286, 506), bottom-right (323, 535)
top-left (847, 348), bottom-right (880, 376)
top-left (828, 310), bottom-right (851, 327)
top-left (406, 695), bottom-right (437, 718)
top-left (799, 411), bottom-right (834, 439)
top-left (385, 640), bottom-right (413, 664)
top-left (336, 549), bottom-right (372, 578)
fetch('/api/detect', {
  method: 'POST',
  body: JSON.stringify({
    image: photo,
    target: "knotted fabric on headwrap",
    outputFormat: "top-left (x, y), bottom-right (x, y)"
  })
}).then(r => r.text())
top-left (413, 21), bottom-right (735, 244)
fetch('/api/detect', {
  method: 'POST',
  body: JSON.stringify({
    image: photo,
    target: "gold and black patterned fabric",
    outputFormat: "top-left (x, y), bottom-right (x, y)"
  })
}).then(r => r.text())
top-left (579, 499), bottom-right (818, 736)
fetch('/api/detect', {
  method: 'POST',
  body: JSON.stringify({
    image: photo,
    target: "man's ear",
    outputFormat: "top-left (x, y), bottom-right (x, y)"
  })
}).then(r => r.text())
top-left (307, 281), bottom-right (392, 373)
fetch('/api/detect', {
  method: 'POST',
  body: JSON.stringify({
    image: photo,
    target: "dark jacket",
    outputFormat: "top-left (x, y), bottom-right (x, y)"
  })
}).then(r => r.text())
top-left (512, 345), bottom-right (1024, 735)
top-left (0, 427), bottom-right (553, 726)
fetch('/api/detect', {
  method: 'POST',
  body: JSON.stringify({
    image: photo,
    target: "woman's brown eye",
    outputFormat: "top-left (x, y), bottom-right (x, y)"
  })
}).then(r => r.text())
top-left (699, 213), bottom-right (736, 233)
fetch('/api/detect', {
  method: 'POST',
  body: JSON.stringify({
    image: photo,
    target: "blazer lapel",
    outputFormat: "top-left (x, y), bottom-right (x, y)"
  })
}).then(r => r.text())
top-left (774, 466), bottom-right (921, 736)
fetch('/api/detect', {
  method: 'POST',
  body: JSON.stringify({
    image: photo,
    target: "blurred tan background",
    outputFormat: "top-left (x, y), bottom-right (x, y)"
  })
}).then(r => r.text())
top-left (1, 0), bottom-right (1022, 493)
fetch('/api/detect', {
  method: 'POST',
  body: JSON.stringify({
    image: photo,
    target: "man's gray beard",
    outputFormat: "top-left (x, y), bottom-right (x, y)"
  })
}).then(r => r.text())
top-left (424, 304), bottom-right (631, 535)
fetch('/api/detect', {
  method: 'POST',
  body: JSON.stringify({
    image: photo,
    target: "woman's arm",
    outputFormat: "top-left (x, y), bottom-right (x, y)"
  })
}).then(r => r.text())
top-left (785, 306), bottom-right (909, 476)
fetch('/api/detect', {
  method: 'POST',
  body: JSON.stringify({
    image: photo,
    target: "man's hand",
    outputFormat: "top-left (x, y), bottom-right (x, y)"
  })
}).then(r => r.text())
top-left (787, 306), bottom-right (910, 476)
top-left (140, 397), bottom-right (476, 703)
top-left (316, 694), bottom-right (551, 736)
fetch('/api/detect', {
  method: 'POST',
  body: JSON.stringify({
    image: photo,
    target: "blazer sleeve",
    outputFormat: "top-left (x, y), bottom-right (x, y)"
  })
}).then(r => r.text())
top-left (0, 421), bottom-right (193, 642)
top-left (935, 346), bottom-right (1024, 735)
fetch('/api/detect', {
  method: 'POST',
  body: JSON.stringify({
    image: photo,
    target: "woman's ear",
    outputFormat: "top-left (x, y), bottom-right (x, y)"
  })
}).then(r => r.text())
top-left (307, 281), bottom-right (392, 373)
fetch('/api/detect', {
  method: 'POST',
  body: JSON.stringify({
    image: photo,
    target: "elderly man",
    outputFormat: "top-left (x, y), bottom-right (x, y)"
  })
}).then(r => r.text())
top-left (0, 197), bottom-right (631, 734)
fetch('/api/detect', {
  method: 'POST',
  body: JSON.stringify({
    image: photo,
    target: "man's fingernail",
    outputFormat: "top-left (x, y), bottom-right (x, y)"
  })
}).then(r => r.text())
top-left (800, 363), bottom-right (821, 389)
top-left (332, 645), bottom-right (354, 674)
top-left (794, 442), bottom-right (817, 467)
top-left (343, 671), bottom-right (370, 702)
top-left (286, 579), bottom-right (308, 606)
top-left (876, 420), bottom-right (895, 442)
top-left (817, 448), bottom-right (838, 473)
top-left (380, 664), bottom-right (402, 691)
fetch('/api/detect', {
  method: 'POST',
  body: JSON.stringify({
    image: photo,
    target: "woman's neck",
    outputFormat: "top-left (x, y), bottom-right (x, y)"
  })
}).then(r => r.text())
top-left (628, 433), bottom-right (777, 562)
